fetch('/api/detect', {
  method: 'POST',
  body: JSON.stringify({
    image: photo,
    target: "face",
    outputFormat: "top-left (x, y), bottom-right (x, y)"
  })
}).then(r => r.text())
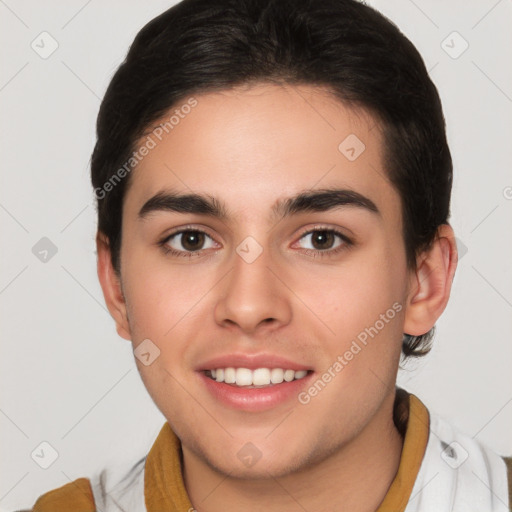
top-left (116, 83), bottom-right (412, 478)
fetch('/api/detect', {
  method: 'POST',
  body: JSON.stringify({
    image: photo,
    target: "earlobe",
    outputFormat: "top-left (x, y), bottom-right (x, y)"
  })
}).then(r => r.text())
top-left (403, 224), bottom-right (458, 336)
top-left (96, 232), bottom-right (132, 341)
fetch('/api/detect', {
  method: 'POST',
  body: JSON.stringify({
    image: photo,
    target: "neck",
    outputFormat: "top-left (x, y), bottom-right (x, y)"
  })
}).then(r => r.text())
top-left (182, 389), bottom-right (405, 512)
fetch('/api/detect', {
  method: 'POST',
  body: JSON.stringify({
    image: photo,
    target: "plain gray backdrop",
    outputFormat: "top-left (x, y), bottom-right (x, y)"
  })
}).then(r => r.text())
top-left (1, 0), bottom-right (511, 509)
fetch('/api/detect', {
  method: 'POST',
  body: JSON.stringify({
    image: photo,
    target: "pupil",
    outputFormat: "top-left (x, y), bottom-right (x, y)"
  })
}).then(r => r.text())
top-left (312, 231), bottom-right (334, 250)
top-left (182, 231), bottom-right (204, 251)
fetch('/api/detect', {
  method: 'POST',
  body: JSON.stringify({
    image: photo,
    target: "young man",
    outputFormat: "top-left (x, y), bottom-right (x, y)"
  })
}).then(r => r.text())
top-left (28, 0), bottom-right (511, 510)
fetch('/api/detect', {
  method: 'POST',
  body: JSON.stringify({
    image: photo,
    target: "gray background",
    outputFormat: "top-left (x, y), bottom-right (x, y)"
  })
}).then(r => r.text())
top-left (1, 0), bottom-right (511, 509)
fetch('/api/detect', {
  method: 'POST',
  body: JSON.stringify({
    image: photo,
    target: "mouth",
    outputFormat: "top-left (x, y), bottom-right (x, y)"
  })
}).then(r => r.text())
top-left (204, 367), bottom-right (312, 388)
top-left (198, 365), bottom-right (315, 412)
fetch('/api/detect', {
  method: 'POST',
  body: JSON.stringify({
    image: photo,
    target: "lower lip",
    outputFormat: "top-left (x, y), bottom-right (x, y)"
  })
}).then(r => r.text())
top-left (198, 371), bottom-right (314, 412)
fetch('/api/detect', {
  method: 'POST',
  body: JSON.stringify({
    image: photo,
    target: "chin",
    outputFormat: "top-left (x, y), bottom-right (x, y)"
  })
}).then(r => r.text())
top-left (211, 456), bottom-right (305, 480)
top-left (201, 441), bottom-right (315, 480)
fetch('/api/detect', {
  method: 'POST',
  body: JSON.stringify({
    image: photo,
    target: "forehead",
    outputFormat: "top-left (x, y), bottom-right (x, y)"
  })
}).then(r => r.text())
top-left (125, 83), bottom-right (397, 223)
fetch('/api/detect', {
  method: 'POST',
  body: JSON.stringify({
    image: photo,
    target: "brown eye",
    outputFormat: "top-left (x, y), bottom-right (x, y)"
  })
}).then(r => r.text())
top-left (310, 231), bottom-right (335, 250)
top-left (181, 231), bottom-right (205, 251)
top-left (165, 230), bottom-right (216, 253)
top-left (298, 229), bottom-right (345, 251)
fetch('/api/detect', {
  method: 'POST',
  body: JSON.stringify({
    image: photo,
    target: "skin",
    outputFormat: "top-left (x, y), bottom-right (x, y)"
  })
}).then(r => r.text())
top-left (97, 83), bottom-right (457, 512)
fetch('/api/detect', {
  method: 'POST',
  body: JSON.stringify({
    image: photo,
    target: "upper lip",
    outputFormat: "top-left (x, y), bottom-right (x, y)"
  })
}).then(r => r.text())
top-left (196, 353), bottom-right (313, 372)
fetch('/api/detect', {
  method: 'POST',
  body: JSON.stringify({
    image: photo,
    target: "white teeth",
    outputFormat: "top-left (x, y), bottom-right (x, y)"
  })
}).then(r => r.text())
top-left (283, 369), bottom-right (295, 382)
top-left (270, 368), bottom-right (284, 384)
top-left (206, 367), bottom-right (309, 386)
top-left (236, 368), bottom-right (253, 386)
top-left (252, 368), bottom-right (271, 386)
top-left (224, 367), bottom-right (236, 384)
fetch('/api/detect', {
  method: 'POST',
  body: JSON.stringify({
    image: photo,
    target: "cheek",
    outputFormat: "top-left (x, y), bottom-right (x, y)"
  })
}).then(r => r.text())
top-left (306, 259), bottom-right (403, 334)
top-left (122, 247), bottom-right (213, 338)
top-left (295, 266), bottom-right (405, 428)
top-left (121, 248), bottom-right (222, 396)
top-left (299, 248), bottom-right (406, 380)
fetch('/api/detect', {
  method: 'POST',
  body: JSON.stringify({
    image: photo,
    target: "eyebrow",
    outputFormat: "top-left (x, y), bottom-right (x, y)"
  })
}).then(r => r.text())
top-left (138, 188), bottom-right (380, 221)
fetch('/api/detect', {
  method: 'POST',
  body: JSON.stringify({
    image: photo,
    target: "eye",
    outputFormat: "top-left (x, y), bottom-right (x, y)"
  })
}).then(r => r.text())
top-left (164, 230), bottom-right (217, 253)
top-left (297, 229), bottom-right (349, 252)
top-left (159, 227), bottom-right (351, 259)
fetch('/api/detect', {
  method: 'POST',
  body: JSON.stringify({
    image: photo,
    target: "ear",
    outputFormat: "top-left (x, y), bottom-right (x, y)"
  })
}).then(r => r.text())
top-left (96, 232), bottom-right (132, 341)
top-left (403, 224), bottom-right (458, 336)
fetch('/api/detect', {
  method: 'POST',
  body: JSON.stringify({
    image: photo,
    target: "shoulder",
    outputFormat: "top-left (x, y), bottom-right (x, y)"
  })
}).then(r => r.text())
top-left (405, 395), bottom-right (511, 510)
top-left (31, 477), bottom-right (95, 511)
top-left (28, 456), bottom-right (147, 511)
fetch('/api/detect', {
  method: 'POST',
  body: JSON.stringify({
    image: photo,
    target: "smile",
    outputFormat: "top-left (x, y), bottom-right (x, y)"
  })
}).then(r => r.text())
top-left (205, 367), bottom-right (310, 387)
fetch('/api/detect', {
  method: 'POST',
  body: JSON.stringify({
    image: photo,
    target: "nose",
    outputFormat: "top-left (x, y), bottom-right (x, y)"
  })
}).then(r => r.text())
top-left (214, 245), bottom-right (292, 335)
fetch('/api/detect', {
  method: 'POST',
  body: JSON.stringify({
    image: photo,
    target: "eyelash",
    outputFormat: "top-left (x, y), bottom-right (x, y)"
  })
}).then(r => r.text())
top-left (158, 226), bottom-right (353, 259)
